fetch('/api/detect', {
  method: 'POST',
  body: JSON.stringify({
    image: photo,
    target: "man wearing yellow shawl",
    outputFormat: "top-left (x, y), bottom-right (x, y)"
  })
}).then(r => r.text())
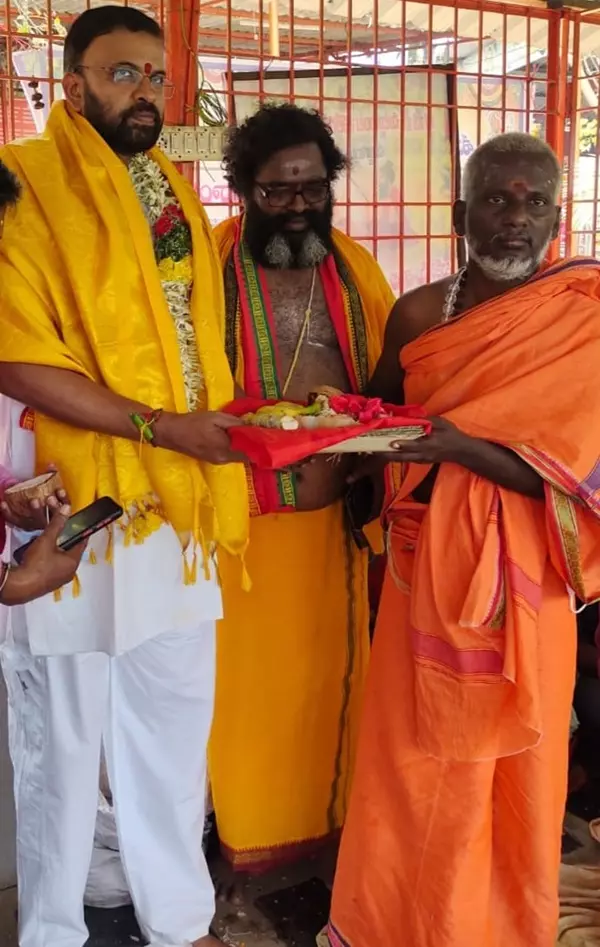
top-left (209, 104), bottom-right (395, 873)
top-left (0, 7), bottom-right (246, 947)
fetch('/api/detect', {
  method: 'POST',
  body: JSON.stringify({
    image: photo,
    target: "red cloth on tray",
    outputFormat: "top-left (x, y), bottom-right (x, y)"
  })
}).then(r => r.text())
top-left (226, 396), bottom-right (429, 470)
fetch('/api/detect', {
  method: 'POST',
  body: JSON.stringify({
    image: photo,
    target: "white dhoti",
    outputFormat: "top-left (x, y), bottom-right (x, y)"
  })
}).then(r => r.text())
top-left (0, 398), bottom-right (221, 947)
top-left (3, 615), bottom-right (216, 947)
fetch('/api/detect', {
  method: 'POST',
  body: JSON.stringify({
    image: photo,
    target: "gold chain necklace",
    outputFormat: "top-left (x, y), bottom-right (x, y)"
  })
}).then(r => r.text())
top-left (281, 267), bottom-right (317, 396)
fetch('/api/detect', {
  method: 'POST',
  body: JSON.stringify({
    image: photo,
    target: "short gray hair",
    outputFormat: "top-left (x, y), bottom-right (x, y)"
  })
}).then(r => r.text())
top-left (462, 133), bottom-right (562, 203)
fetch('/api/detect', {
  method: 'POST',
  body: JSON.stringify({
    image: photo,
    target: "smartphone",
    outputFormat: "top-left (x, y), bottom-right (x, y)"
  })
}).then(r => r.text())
top-left (13, 496), bottom-right (124, 565)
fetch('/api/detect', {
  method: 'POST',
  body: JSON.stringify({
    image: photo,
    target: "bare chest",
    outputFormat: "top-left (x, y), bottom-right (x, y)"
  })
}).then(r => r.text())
top-left (261, 269), bottom-right (350, 397)
top-left (264, 270), bottom-right (339, 359)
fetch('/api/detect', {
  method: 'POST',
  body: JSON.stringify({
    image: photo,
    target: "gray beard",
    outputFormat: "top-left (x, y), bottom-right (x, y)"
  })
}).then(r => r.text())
top-left (263, 230), bottom-right (330, 269)
top-left (466, 236), bottom-right (552, 283)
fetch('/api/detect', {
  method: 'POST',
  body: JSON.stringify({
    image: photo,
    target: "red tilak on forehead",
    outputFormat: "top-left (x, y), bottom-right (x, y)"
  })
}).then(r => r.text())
top-left (144, 62), bottom-right (152, 75)
top-left (509, 179), bottom-right (528, 190)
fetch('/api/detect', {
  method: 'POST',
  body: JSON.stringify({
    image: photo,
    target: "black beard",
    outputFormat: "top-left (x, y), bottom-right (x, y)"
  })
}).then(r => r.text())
top-left (244, 201), bottom-right (334, 269)
top-left (83, 88), bottom-right (163, 156)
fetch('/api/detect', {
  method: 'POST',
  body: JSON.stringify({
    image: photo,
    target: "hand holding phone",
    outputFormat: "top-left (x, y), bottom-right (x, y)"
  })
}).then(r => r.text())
top-left (2, 506), bottom-right (87, 605)
top-left (13, 496), bottom-right (124, 565)
top-left (55, 496), bottom-right (123, 551)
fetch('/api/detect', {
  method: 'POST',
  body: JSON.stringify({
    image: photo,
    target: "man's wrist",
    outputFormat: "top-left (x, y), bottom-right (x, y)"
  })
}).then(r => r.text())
top-left (1, 565), bottom-right (37, 605)
top-left (448, 431), bottom-right (483, 467)
top-left (151, 410), bottom-right (178, 450)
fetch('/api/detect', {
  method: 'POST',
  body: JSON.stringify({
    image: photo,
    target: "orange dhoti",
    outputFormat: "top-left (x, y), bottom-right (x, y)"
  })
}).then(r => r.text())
top-left (329, 259), bottom-right (600, 947)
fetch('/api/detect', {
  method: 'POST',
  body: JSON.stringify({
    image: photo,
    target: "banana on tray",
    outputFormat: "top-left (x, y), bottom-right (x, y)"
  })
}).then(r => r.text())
top-left (241, 387), bottom-right (358, 431)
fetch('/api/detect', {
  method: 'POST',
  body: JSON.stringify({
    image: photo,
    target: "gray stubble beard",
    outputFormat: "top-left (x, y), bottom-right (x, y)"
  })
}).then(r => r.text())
top-left (466, 234), bottom-right (552, 282)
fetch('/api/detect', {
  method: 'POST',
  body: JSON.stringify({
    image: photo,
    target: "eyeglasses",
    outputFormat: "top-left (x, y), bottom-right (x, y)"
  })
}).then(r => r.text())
top-left (75, 65), bottom-right (175, 100)
top-left (256, 181), bottom-right (331, 209)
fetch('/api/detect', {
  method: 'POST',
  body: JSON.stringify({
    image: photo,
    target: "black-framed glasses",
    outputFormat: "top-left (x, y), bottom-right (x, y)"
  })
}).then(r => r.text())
top-left (75, 64), bottom-right (175, 100)
top-left (256, 181), bottom-right (330, 209)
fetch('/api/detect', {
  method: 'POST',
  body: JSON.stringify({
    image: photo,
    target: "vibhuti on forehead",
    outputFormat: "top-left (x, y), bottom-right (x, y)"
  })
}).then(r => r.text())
top-left (261, 145), bottom-right (326, 181)
top-left (278, 157), bottom-right (318, 178)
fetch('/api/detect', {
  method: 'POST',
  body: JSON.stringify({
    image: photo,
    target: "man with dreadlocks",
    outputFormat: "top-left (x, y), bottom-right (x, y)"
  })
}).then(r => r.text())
top-left (210, 103), bottom-right (394, 872)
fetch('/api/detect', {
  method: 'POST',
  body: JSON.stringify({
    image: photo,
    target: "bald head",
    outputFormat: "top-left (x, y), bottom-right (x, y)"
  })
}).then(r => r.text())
top-left (454, 133), bottom-right (562, 283)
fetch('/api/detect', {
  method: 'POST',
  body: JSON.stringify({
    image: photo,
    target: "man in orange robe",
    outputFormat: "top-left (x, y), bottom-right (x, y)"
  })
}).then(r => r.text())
top-left (328, 132), bottom-right (600, 947)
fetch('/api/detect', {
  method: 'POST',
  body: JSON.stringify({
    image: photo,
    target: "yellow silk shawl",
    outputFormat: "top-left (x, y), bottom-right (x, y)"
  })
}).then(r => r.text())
top-left (0, 102), bottom-right (248, 567)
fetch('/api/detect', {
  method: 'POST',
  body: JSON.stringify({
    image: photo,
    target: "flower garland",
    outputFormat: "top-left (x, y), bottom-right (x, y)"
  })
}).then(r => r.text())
top-left (129, 153), bottom-right (202, 411)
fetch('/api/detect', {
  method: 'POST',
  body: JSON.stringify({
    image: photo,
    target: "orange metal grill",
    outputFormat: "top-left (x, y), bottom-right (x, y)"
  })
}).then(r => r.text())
top-left (0, 0), bottom-right (599, 292)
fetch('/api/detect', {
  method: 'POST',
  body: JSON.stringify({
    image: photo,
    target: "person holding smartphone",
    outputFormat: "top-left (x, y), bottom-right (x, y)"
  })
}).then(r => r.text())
top-left (0, 504), bottom-right (86, 604)
top-left (0, 458), bottom-right (86, 603)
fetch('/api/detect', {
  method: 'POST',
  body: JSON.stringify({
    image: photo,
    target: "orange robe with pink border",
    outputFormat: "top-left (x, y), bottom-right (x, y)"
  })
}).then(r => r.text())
top-left (329, 259), bottom-right (600, 947)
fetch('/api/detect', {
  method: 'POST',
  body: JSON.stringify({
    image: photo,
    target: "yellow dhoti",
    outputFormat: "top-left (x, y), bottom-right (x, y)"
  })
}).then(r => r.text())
top-left (209, 216), bottom-right (394, 869)
top-left (211, 504), bottom-right (368, 868)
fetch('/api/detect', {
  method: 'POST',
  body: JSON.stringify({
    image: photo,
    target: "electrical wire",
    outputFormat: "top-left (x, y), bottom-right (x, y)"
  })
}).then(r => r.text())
top-left (179, 2), bottom-right (228, 127)
top-left (194, 59), bottom-right (228, 126)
